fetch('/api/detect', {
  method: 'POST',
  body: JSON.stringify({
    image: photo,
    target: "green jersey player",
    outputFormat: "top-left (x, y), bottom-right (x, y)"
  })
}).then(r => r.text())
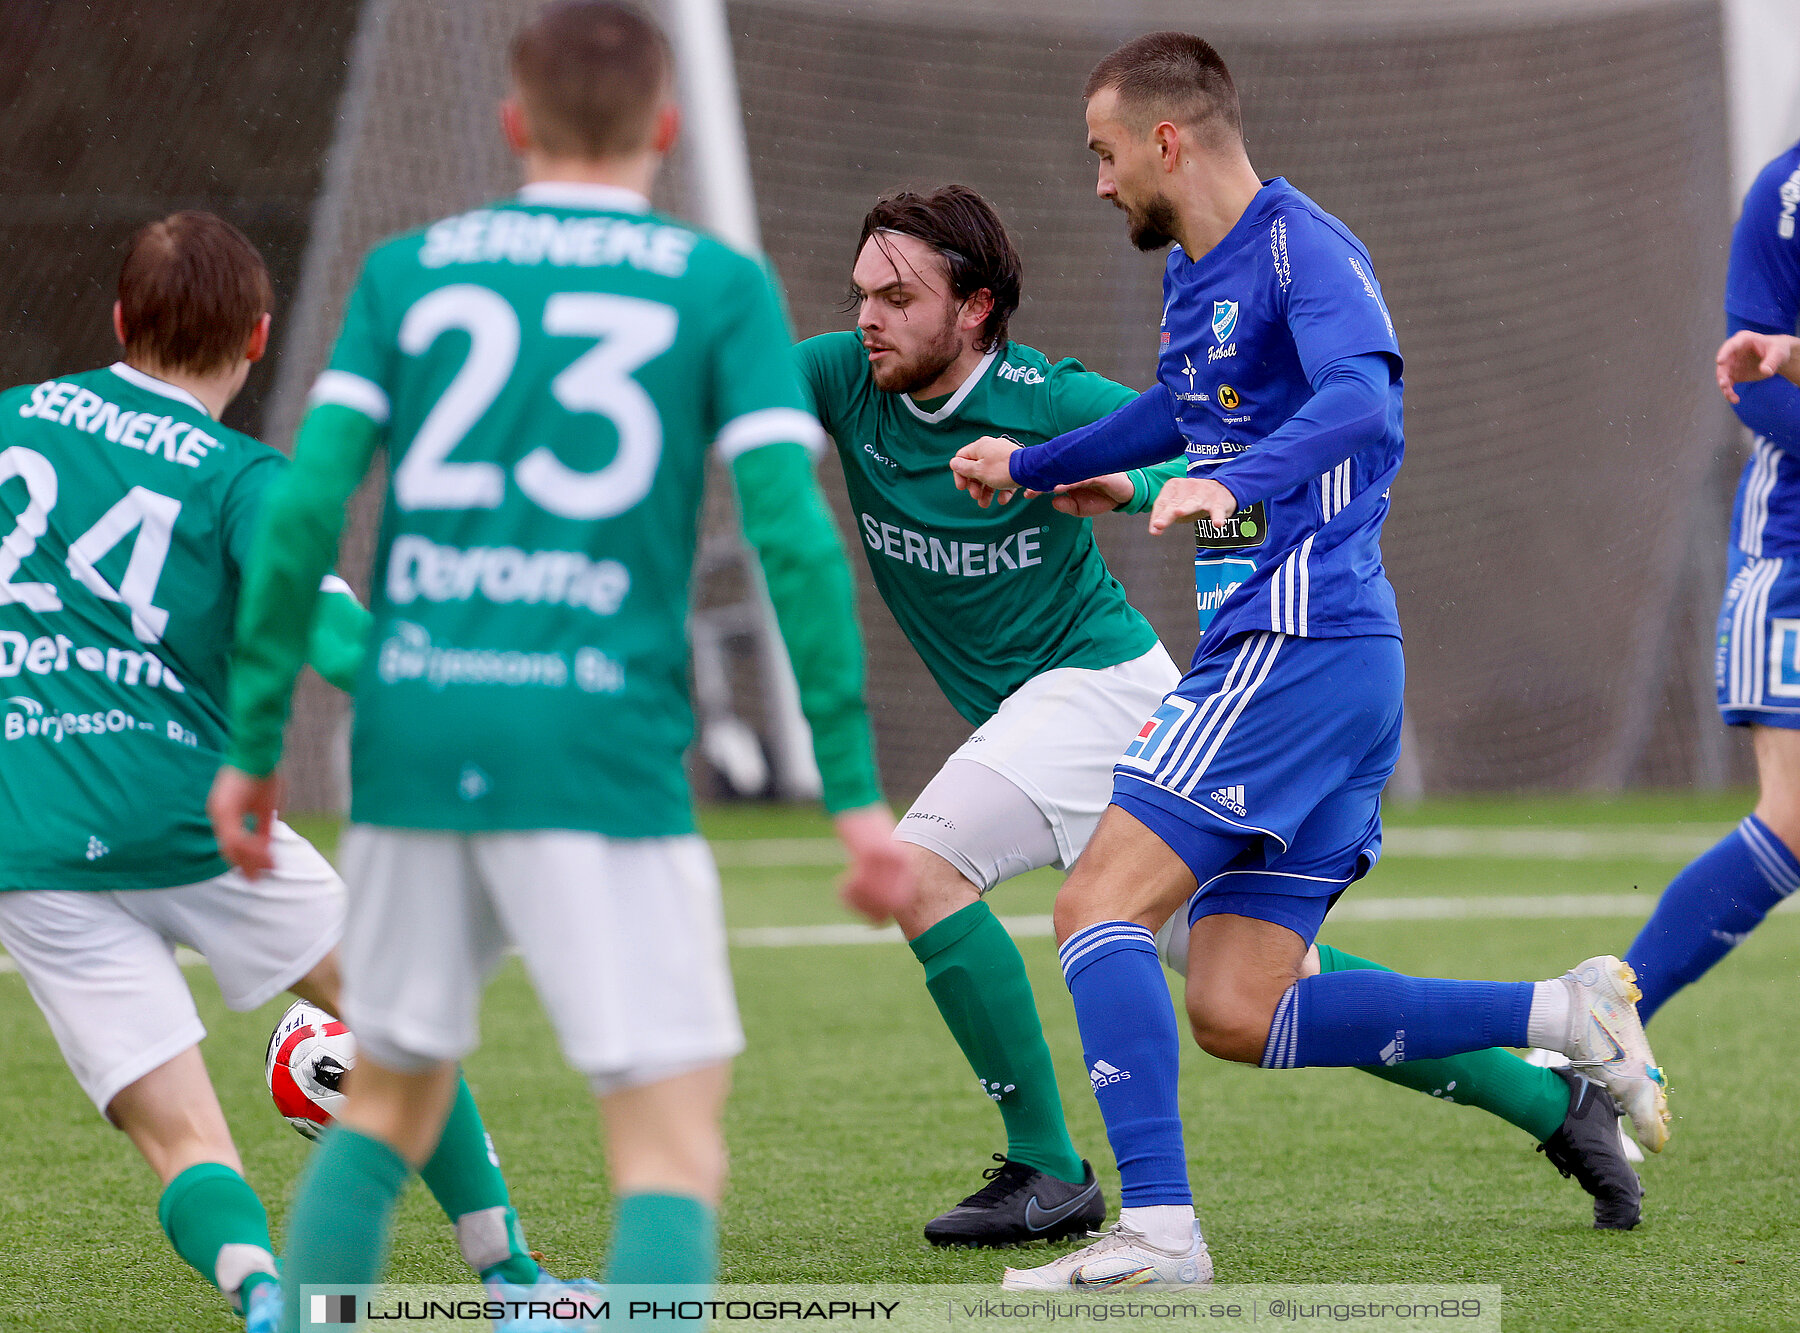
top-left (811, 185), bottom-right (1644, 1245)
top-left (208, 3), bottom-right (909, 1323)
top-left (0, 213), bottom-right (575, 1333)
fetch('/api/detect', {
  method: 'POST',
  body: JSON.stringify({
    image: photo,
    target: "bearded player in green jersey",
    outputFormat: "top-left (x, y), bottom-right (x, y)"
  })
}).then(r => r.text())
top-left (805, 184), bottom-right (1643, 1243)
top-left (0, 214), bottom-right (583, 1333)
top-left (208, 4), bottom-right (910, 1326)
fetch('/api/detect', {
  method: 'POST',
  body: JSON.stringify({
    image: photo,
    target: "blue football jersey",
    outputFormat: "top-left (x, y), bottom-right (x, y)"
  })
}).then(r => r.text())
top-left (1159, 178), bottom-right (1404, 656)
top-left (1725, 141), bottom-right (1800, 558)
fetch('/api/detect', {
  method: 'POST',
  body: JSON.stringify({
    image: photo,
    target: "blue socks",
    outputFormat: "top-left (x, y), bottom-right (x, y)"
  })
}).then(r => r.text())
top-left (1059, 922), bottom-right (1190, 1206)
top-left (1626, 814), bottom-right (1798, 1023)
top-left (1262, 971), bottom-right (1534, 1069)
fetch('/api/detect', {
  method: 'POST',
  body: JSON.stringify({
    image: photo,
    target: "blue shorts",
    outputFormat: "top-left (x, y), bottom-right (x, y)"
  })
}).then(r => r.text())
top-left (1716, 546), bottom-right (1800, 728)
top-left (1112, 630), bottom-right (1404, 946)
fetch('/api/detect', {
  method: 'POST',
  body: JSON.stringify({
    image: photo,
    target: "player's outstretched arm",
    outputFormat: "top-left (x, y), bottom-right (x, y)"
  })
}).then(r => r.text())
top-left (1717, 330), bottom-right (1800, 403)
top-left (1192, 351), bottom-right (1391, 528)
top-left (730, 442), bottom-right (913, 923)
top-left (950, 383), bottom-right (1185, 505)
top-left (212, 403), bottom-right (380, 876)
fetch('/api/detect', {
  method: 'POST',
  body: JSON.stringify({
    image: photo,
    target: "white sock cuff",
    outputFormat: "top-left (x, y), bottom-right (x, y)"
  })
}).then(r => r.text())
top-left (455, 1205), bottom-right (517, 1274)
top-left (1119, 1204), bottom-right (1197, 1254)
top-left (215, 1244), bottom-right (277, 1312)
top-left (1525, 977), bottom-right (1574, 1052)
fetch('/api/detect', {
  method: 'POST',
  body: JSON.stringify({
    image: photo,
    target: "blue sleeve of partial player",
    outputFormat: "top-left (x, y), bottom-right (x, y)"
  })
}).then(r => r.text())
top-left (1009, 382), bottom-right (1186, 490)
top-left (1725, 150), bottom-right (1800, 332)
top-left (1729, 313), bottom-right (1800, 449)
top-left (1205, 352), bottom-right (1391, 507)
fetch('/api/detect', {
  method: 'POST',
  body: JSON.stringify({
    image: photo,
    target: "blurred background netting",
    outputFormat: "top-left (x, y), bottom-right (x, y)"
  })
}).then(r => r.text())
top-left (0, 0), bottom-right (1751, 809)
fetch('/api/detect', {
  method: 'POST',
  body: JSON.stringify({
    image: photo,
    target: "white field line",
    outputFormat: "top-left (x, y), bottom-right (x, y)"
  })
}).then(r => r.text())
top-left (709, 825), bottom-right (1729, 870)
top-left (3, 896), bottom-right (1794, 971)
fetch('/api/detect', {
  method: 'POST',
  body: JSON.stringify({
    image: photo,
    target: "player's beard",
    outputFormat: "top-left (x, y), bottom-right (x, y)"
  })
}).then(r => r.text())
top-left (1126, 191), bottom-right (1179, 252)
top-left (869, 307), bottom-right (963, 395)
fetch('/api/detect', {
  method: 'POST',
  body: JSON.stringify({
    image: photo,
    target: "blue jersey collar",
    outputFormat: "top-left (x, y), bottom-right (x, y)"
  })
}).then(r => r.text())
top-left (1172, 177), bottom-right (1292, 273)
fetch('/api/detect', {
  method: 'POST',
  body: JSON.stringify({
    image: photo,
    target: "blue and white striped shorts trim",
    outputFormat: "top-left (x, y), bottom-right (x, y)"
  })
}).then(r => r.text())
top-left (1120, 632), bottom-right (1285, 798)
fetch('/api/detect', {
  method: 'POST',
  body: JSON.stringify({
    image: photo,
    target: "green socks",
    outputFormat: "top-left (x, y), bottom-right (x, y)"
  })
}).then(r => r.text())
top-left (157, 1162), bottom-right (277, 1313)
top-left (604, 1193), bottom-right (716, 1287)
top-left (420, 1075), bottom-right (539, 1286)
top-left (282, 1125), bottom-right (413, 1333)
top-left (1315, 943), bottom-right (1572, 1141)
top-left (910, 902), bottom-right (1086, 1183)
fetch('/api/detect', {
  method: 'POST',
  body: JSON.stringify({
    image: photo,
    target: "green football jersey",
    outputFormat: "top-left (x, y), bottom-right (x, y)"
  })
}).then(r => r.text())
top-left (311, 183), bottom-right (833, 835)
top-left (798, 332), bottom-right (1160, 724)
top-left (0, 363), bottom-right (285, 890)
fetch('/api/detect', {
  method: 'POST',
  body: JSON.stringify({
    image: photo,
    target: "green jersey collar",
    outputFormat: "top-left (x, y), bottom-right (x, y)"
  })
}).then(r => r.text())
top-left (901, 347), bottom-right (999, 425)
top-left (515, 181), bottom-right (651, 214)
top-left (108, 361), bottom-right (211, 419)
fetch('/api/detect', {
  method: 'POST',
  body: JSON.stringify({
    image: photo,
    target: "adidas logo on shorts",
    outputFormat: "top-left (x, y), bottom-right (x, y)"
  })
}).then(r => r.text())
top-left (85, 836), bottom-right (109, 861)
top-left (1089, 1059), bottom-right (1131, 1088)
top-left (1208, 784), bottom-right (1247, 817)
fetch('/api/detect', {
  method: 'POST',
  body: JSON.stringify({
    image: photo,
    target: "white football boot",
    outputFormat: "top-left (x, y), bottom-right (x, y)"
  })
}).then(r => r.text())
top-left (1002, 1220), bottom-right (1212, 1292)
top-left (1556, 956), bottom-right (1670, 1152)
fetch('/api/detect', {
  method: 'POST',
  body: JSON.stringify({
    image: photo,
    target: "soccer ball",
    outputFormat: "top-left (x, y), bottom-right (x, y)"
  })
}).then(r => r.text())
top-left (265, 999), bottom-right (355, 1140)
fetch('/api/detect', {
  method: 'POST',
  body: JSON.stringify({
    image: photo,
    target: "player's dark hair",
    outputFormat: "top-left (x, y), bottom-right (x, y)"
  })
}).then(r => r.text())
top-left (855, 186), bottom-right (1023, 353)
top-left (117, 211), bottom-right (272, 376)
top-left (1084, 32), bottom-right (1243, 146)
top-left (509, 0), bottom-right (672, 158)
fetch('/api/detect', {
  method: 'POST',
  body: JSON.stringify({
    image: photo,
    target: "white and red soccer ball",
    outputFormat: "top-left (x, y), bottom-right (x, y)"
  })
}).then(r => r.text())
top-left (265, 1000), bottom-right (355, 1140)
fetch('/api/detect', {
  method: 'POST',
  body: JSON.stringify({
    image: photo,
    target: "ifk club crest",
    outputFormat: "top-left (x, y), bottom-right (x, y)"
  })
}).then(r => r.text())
top-left (1211, 299), bottom-right (1239, 344)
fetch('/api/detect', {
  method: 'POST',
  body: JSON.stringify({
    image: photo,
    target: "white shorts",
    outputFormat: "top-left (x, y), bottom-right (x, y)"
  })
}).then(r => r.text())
top-left (896, 643), bottom-right (1182, 890)
top-left (337, 827), bottom-right (744, 1091)
top-left (0, 822), bottom-right (344, 1115)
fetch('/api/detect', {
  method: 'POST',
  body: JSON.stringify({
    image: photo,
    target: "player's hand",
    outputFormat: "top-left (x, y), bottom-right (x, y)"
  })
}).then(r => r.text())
top-left (1148, 477), bottom-right (1240, 536)
top-left (1717, 330), bottom-right (1800, 403)
top-left (832, 804), bottom-right (915, 924)
top-left (207, 766), bottom-right (283, 881)
top-left (1050, 472), bottom-right (1135, 516)
top-left (950, 436), bottom-right (1022, 507)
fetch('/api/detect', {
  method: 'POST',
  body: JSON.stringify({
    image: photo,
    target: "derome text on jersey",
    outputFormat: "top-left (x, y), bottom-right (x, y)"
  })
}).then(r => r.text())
top-left (17, 382), bottom-right (221, 468)
top-left (418, 208), bottom-right (697, 275)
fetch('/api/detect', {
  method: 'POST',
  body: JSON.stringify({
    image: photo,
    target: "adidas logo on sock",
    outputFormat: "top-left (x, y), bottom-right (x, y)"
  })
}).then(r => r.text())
top-left (978, 1077), bottom-right (1017, 1101)
top-left (1379, 1031), bottom-right (1406, 1066)
top-left (85, 836), bottom-right (109, 861)
top-left (1089, 1059), bottom-right (1131, 1087)
top-left (1208, 784), bottom-right (1247, 816)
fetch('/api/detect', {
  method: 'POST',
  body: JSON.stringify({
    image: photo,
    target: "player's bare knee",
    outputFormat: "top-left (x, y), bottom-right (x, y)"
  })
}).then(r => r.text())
top-left (1184, 985), bottom-right (1277, 1065)
top-left (894, 846), bottom-right (981, 940)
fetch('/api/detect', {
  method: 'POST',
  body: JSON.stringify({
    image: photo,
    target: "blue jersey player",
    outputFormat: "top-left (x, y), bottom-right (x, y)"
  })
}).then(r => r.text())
top-left (1621, 143), bottom-right (1800, 1029)
top-left (951, 32), bottom-right (1670, 1289)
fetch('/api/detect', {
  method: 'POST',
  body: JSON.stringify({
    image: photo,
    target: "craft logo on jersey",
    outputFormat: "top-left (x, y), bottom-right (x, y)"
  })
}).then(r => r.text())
top-left (1211, 299), bottom-right (1239, 344)
top-left (1160, 298), bottom-right (1173, 345)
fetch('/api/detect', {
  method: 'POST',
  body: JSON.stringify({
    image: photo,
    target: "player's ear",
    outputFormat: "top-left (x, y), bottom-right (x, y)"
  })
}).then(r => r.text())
top-left (1153, 120), bottom-right (1181, 171)
top-left (499, 96), bottom-right (532, 157)
top-left (112, 301), bottom-right (128, 349)
top-left (245, 313), bottom-right (272, 365)
top-left (651, 101), bottom-right (680, 156)
top-left (960, 288), bottom-right (995, 336)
